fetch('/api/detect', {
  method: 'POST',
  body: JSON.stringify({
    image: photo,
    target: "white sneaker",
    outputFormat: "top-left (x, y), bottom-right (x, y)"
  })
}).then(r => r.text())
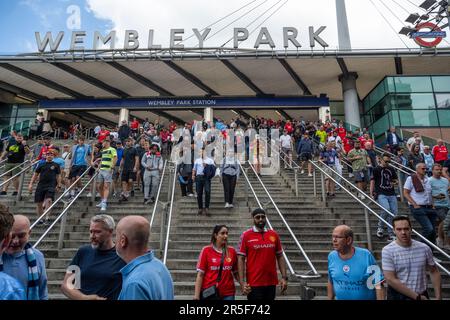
top-left (86, 192), bottom-right (92, 198)
top-left (358, 193), bottom-right (366, 200)
top-left (228, 203), bottom-right (234, 208)
top-left (188, 193), bottom-right (194, 197)
top-left (95, 201), bottom-right (103, 208)
top-left (349, 173), bottom-right (354, 178)
top-left (308, 173), bottom-right (313, 177)
top-left (225, 202), bottom-right (229, 208)
top-left (100, 203), bottom-right (107, 211)
top-left (301, 170), bottom-right (305, 174)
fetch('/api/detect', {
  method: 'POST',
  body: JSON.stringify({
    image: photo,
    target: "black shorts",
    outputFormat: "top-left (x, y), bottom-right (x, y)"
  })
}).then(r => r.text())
top-left (35, 186), bottom-right (55, 203)
top-left (299, 152), bottom-right (312, 161)
top-left (121, 170), bottom-right (136, 182)
top-left (69, 165), bottom-right (87, 179)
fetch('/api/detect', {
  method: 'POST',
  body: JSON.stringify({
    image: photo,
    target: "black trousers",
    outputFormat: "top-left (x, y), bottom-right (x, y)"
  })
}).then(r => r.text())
top-left (195, 175), bottom-right (211, 209)
top-left (222, 174), bottom-right (237, 204)
top-left (247, 285), bottom-right (276, 301)
top-left (387, 286), bottom-right (429, 300)
top-left (180, 176), bottom-right (193, 196)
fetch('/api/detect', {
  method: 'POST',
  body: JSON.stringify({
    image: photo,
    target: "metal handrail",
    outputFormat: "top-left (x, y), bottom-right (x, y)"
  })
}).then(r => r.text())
top-left (244, 161), bottom-right (321, 279)
top-left (162, 162), bottom-right (177, 265)
top-left (374, 145), bottom-right (416, 174)
top-left (150, 160), bottom-right (168, 228)
top-left (0, 160), bottom-right (31, 180)
top-left (312, 160), bottom-right (450, 275)
top-left (0, 160), bottom-right (38, 189)
top-left (33, 170), bottom-right (99, 248)
top-left (30, 165), bottom-right (93, 229)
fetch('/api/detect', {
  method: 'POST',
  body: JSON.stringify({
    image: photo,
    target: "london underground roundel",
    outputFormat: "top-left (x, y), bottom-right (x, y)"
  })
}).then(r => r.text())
top-left (412, 22), bottom-right (446, 48)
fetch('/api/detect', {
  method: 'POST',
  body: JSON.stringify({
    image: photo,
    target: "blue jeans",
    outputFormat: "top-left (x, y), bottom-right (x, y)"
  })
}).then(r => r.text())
top-left (222, 296), bottom-right (235, 300)
top-left (409, 206), bottom-right (437, 246)
top-left (377, 194), bottom-right (398, 236)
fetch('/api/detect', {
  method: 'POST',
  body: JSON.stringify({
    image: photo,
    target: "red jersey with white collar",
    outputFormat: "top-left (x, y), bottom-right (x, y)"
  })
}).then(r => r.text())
top-left (196, 245), bottom-right (237, 297)
top-left (433, 145), bottom-right (448, 162)
top-left (238, 226), bottom-right (283, 287)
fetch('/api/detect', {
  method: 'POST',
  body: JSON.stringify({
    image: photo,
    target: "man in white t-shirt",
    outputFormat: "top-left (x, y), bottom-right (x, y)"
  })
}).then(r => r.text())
top-left (280, 130), bottom-right (293, 169)
top-left (382, 215), bottom-right (441, 300)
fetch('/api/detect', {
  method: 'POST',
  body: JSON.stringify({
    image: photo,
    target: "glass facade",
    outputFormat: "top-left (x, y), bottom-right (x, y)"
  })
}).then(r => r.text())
top-left (362, 75), bottom-right (450, 139)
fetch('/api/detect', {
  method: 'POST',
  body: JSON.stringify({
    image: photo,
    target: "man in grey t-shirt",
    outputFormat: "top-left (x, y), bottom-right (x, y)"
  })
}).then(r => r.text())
top-left (382, 215), bottom-right (441, 300)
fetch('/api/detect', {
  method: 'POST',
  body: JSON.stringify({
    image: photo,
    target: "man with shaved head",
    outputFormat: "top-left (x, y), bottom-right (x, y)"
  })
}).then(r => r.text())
top-left (2, 214), bottom-right (48, 300)
top-left (116, 215), bottom-right (174, 300)
top-left (327, 225), bottom-right (385, 300)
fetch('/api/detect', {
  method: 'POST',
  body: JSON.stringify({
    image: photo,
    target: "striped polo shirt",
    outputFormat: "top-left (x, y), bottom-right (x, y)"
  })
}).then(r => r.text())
top-left (100, 147), bottom-right (117, 171)
top-left (382, 239), bottom-right (435, 294)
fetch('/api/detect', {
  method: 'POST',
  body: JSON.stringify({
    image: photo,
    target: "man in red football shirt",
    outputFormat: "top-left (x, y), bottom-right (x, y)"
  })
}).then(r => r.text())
top-left (97, 125), bottom-right (111, 144)
top-left (237, 208), bottom-right (288, 301)
top-left (432, 139), bottom-right (448, 165)
top-left (336, 122), bottom-right (347, 140)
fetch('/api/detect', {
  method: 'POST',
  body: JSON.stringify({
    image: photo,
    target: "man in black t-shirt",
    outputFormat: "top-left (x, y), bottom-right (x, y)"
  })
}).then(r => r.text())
top-left (28, 149), bottom-right (61, 224)
top-left (119, 138), bottom-right (139, 202)
top-left (61, 214), bottom-right (126, 300)
top-left (370, 153), bottom-right (398, 241)
top-left (0, 134), bottom-right (29, 196)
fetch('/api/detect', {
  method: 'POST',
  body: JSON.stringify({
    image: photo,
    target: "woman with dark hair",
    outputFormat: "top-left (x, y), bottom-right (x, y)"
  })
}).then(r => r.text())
top-left (408, 144), bottom-right (424, 170)
top-left (194, 225), bottom-right (240, 300)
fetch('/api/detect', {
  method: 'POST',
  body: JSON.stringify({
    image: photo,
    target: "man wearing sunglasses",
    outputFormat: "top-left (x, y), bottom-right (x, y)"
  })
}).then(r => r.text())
top-left (237, 208), bottom-right (288, 301)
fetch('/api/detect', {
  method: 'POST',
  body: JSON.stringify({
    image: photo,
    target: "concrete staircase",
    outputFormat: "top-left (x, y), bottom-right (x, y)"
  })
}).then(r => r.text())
top-left (275, 160), bottom-right (450, 299)
top-left (1, 138), bottom-right (448, 299)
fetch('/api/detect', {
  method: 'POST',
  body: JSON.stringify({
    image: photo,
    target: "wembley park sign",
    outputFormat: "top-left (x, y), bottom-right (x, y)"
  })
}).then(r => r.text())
top-left (34, 27), bottom-right (329, 52)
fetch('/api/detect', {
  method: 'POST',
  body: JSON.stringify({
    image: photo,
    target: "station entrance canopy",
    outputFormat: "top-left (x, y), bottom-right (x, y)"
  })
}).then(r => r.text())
top-left (0, 47), bottom-right (449, 109)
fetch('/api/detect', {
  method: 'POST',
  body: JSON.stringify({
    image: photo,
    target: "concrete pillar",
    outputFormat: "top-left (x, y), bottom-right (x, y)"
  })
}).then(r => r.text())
top-left (119, 108), bottom-right (129, 126)
top-left (339, 72), bottom-right (361, 128)
top-left (204, 107), bottom-right (213, 122)
top-left (37, 109), bottom-right (49, 121)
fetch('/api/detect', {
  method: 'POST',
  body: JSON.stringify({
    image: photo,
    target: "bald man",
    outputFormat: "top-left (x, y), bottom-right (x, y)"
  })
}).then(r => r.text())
top-left (2, 214), bottom-right (48, 300)
top-left (327, 225), bottom-right (384, 300)
top-left (116, 215), bottom-right (174, 300)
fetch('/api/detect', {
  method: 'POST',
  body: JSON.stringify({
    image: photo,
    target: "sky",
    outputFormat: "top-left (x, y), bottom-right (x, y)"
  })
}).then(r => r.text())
top-left (0, 0), bottom-right (448, 54)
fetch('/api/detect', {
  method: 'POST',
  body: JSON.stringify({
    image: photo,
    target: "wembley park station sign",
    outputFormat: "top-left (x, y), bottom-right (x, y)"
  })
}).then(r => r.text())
top-left (35, 27), bottom-right (329, 52)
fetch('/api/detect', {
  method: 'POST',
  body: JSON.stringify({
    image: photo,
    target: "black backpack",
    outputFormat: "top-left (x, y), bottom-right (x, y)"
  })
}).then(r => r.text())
top-left (204, 163), bottom-right (216, 180)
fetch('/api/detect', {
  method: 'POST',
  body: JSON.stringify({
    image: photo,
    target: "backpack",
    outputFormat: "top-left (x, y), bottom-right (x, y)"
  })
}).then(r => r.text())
top-left (204, 163), bottom-right (216, 180)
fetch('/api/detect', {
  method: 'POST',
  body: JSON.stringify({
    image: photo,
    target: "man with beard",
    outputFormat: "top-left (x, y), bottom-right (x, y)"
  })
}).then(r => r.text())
top-left (1, 215), bottom-right (48, 300)
top-left (61, 215), bottom-right (125, 300)
top-left (237, 208), bottom-right (288, 301)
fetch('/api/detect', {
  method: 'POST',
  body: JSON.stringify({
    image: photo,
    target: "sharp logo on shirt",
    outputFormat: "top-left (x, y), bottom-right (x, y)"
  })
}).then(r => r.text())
top-left (211, 265), bottom-right (233, 271)
top-left (269, 236), bottom-right (276, 243)
top-left (343, 265), bottom-right (350, 273)
top-left (253, 243), bottom-right (275, 249)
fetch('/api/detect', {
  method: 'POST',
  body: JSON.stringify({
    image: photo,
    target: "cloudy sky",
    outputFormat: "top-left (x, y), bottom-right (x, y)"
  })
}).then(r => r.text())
top-left (0, 0), bottom-right (448, 53)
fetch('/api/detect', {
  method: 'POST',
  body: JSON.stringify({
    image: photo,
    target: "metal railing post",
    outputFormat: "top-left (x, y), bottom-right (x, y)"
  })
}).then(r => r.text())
top-left (313, 168), bottom-right (317, 198)
top-left (364, 207), bottom-right (373, 252)
top-left (16, 169), bottom-right (26, 201)
top-left (320, 171), bottom-right (326, 203)
top-left (294, 168), bottom-right (298, 197)
top-left (244, 167), bottom-right (249, 206)
top-left (159, 204), bottom-right (167, 256)
top-left (57, 203), bottom-right (68, 249)
top-left (397, 169), bottom-right (404, 202)
top-left (90, 175), bottom-right (96, 204)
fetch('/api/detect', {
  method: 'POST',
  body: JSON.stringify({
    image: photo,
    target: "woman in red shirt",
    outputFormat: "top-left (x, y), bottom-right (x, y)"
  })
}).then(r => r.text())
top-left (194, 225), bottom-right (240, 300)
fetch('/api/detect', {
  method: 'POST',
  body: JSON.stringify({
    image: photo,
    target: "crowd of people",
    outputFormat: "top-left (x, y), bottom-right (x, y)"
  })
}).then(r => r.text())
top-left (0, 114), bottom-right (448, 300)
